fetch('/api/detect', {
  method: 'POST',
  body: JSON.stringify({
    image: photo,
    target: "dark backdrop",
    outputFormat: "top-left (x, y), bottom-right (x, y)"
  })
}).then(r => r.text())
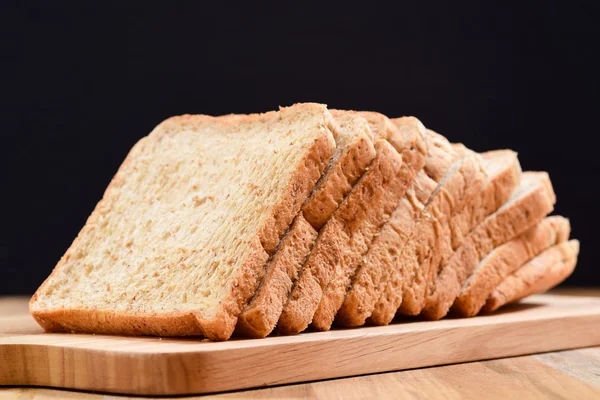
top-left (3, 2), bottom-right (599, 295)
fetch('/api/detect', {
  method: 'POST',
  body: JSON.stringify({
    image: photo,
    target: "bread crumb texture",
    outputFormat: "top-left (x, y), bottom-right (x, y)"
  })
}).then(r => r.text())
top-left (30, 103), bottom-right (336, 339)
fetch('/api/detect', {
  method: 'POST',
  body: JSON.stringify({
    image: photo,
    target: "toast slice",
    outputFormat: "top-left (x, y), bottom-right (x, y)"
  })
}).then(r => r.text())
top-left (422, 171), bottom-right (557, 320)
top-left (369, 153), bottom-right (487, 324)
top-left (397, 149), bottom-right (522, 318)
top-left (236, 111), bottom-right (376, 338)
top-left (399, 149), bottom-right (521, 317)
top-left (364, 148), bottom-right (520, 325)
top-left (448, 148), bottom-right (522, 250)
top-left (483, 240), bottom-right (579, 313)
top-left (278, 115), bottom-right (427, 334)
top-left (309, 118), bottom-right (430, 331)
top-left (301, 111), bottom-right (376, 230)
top-left (335, 130), bottom-right (459, 327)
top-left (30, 103), bottom-right (336, 341)
top-left (453, 216), bottom-right (570, 317)
top-left (235, 214), bottom-right (317, 337)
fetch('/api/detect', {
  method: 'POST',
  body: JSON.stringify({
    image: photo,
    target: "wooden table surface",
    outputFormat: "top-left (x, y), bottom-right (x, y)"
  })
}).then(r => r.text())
top-left (2, 288), bottom-right (599, 400)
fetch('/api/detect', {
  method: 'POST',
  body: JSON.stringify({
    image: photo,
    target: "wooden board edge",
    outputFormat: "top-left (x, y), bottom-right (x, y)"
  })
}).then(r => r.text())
top-left (2, 306), bottom-right (600, 395)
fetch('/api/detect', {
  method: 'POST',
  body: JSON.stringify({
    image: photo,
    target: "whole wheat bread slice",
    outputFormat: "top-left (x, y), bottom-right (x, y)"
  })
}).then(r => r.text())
top-left (448, 148), bottom-right (522, 250)
top-left (235, 214), bottom-right (317, 338)
top-left (422, 171), bottom-right (557, 320)
top-left (349, 148), bottom-right (519, 326)
top-left (30, 103), bottom-right (336, 341)
top-left (397, 148), bottom-right (522, 318)
top-left (278, 115), bottom-right (427, 334)
top-left (483, 240), bottom-right (579, 313)
top-left (301, 111), bottom-right (376, 230)
top-left (369, 153), bottom-right (487, 325)
top-left (236, 111), bottom-right (376, 338)
top-left (397, 149), bottom-right (521, 317)
top-left (335, 129), bottom-right (459, 327)
top-left (452, 216), bottom-right (570, 317)
top-left (309, 118), bottom-right (429, 331)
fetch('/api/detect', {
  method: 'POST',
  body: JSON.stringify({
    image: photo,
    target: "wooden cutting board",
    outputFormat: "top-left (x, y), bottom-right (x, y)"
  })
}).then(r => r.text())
top-left (2, 294), bottom-right (600, 396)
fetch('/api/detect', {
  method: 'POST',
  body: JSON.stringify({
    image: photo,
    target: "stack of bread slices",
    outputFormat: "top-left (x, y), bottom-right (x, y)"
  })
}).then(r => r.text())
top-left (30, 103), bottom-right (579, 341)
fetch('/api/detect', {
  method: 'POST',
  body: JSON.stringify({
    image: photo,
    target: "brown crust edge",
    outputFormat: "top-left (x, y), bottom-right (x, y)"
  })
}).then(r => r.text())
top-left (259, 114), bottom-right (337, 253)
top-left (277, 140), bottom-right (403, 335)
top-left (483, 240), bottom-right (579, 313)
top-left (453, 216), bottom-right (570, 317)
top-left (235, 214), bottom-right (317, 338)
top-left (301, 132), bottom-right (376, 230)
top-left (421, 172), bottom-right (557, 321)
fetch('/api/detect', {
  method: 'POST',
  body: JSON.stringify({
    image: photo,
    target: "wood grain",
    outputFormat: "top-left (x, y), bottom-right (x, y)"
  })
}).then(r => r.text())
top-left (1, 294), bottom-right (600, 396)
top-left (2, 348), bottom-right (600, 399)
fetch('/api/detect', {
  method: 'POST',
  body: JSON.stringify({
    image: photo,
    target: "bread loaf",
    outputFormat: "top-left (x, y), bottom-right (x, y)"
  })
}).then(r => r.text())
top-left (29, 104), bottom-right (579, 341)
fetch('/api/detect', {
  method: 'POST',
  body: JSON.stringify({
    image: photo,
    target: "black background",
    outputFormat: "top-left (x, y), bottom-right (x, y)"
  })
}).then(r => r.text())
top-left (3, 2), bottom-right (599, 295)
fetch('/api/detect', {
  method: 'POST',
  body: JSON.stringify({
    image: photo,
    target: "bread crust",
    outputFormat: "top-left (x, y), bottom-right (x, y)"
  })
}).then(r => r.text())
top-left (310, 119), bottom-right (428, 331)
top-left (449, 150), bottom-right (522, 250)
top-left (336, 129), bottom-right (457, 327)
top-left (236, 215), bottom-right (317, 338)
top-left (30, 104), bottom-right (336, 341)
top-left (258, 107), bottom-right (337, 254)
top-left (234, 111), bottom-right (377, 338)
top-left (400, 150), bottom-right (521, 319)
top-left (277, 140), bottom-right (404, 334)
top-left (302, 112), bottom-right (376, 230)
top-left (483, 240), bottom-right (579, 312)
top-left (369, 155), bottom-right (486, 325)
top-left (422, 171), bottom-right (557, 321)
top-left (452, 216), bottom-right (570, 317)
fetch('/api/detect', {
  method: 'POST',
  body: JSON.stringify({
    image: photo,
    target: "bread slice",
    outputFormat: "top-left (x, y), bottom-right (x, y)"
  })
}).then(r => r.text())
top-left (483, 240), bottom-right (579, 313)
top-left (392, 149), bottom-right (522, 320)
top-left (309, 118), bottom-right (429, 331)
top-left (277, 140), bottom-right (402, 334)
top-left (371, 149), bottom-right (519, 324)
top-left (335, 130), bottom-right (459, 327)
top-left (29, 103), bottom-right (336, 341)
top-left (422, 171), bottom-right (557, 320)
top-left (301, 111), bottom-right (376, 230)
top-left (453, 216), bottom-right (570, 317)
top-left (448, 149), bottom-right (522, 250)
top-left (278, 115), bottom-right (427, 334)
top-left (235, 214), bottom-right (317, 338)
top-left (236, 111), bottom-right (376, 338)
top-left (400, 149), bottom-right (521, 318)
top-left (369, 153), bottom-right (487, 325)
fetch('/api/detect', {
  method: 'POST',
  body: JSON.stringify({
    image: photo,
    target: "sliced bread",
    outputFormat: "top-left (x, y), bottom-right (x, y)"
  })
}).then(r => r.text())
top-left (483, 240), bottom-right (579, 313)
top-left (396, 150), bottom-right (521, 318)
top-left (278, 139), bottom-right (404, 334)
top-left (452, 216), bottom-right (570, 317)
top-left (235, 111), bottom-right (379, 338)
top-left (301, 111), bottom-right (376, 230)
top-left (278, 115), bottom-right (427, 334)
top-left (309, 117), bottom-right (428, 331)
top-left (335, 129), bottom-right (459, 327)
top-left (378, 154), bottom-right (488, 322)
top-left (235, 214), bottom-right (317, 337)
top-left (29, 103), bottom-right (336, 341)
top-left (422, 171), bottom-right (557, 320)
top-left (395, 149), bottom-right (522, 319)
top-left (448, 149), bottom-right (522, 250)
